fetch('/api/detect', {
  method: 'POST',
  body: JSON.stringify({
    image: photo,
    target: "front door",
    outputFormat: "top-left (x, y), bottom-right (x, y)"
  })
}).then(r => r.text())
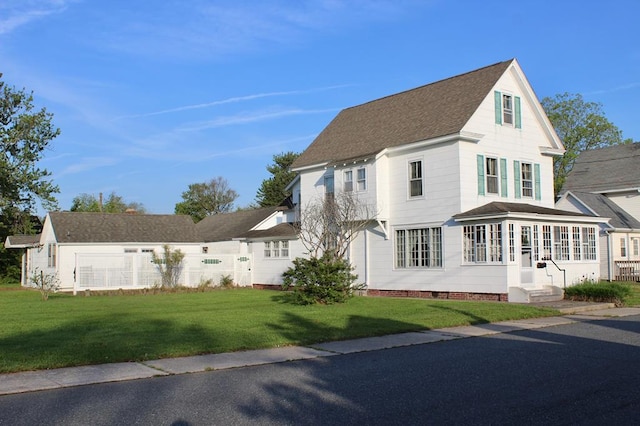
top-left (520, 226), bottom-right (534, 285)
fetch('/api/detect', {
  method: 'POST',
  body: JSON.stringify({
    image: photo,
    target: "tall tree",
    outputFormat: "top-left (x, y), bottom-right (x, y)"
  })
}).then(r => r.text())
top-left (1, 74), bottom-right (59, 281)
top-left (255, 151), bottom-right (300, 207)
top-left (541, 93), bottom-right (631, 195)
top-left (1, 74), bottom-right (60, 214)
top-left (70, 192), bottom-right (146, 213)
top-left (175, 176), bottom-right (238, 222)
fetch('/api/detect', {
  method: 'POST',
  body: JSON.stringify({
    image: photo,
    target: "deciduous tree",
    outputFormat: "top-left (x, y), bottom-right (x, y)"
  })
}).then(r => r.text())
top-left (175, 176), bottom-right (238, 222)
top-left (541, 93), bottom-right (631, 194)
top-left (70, 192), bottom-right (146, 213)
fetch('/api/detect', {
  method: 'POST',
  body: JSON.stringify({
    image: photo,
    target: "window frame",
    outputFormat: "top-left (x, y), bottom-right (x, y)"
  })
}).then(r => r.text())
top-left (408, 159), bottom-right (424, 198)
top-left (343, 170), bottom-right (353, 192)
top-left (395, 226), bottom-right (442, 269)
top-left (463, 223), bottom-right (503, 264)
top-left (264, 240), bottom-right (290, 259)
top-left (502, 93), bottom-right (514, 125)
top-left (357, 167), bottom-right (367, 192)
top-left (521, 162), bottom-right (533, 198)
top-left (485, 157), bottom-right (499, 195)
top-left (47, 243), bottom-right (56, 268)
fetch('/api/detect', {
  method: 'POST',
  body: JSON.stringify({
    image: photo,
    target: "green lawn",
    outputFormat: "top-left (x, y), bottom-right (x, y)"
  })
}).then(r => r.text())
top-left (0, 287), bottom-right (559, 374)
top-left (623, 282), bottom-right (640, 306)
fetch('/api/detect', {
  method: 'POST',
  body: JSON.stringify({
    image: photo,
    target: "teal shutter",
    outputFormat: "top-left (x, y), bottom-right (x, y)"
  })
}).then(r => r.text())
top-left (500, 158), bottom-right (508, 198)
top-left (534, 163), bottom-right (541, 200)
top-left (513, 161), bottom-right (521, 199)
top-left (494, 91), bottom-right (502, 125)
top-left (477, 154), bottom-right (485, 196)
top-left (514, 96), bottom-right (522, 129)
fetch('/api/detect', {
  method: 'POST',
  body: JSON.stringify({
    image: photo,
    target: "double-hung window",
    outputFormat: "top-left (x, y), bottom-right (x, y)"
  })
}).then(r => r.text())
top-left (521, 162), bottom-right (533, 198)
top-left (343, 171), bottom-right (353, 192)
top-left (502, 94), bottom-right (513, 125)
top-left (486, 157), bottom-right (499, 194)
top-left (324, 174), bottom-right (334, 201)
top-left (494, 91), bottom-right (521, 128)
top-left (47, 243), bottom-right (56, 268)
top-left (408, 160), bottom-right (423, 198)
top-left (357, 168), bottom-right (367, 191)
top-left (265, 240), bottom-right (289, 258)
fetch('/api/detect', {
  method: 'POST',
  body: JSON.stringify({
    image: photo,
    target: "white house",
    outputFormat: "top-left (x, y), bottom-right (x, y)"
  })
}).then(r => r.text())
top-left (287, 59), bottom-right (605, 302)
top-left (556, 143), bottom-right (640, 281)
top-left (6, 212), bottom-right (203, 293)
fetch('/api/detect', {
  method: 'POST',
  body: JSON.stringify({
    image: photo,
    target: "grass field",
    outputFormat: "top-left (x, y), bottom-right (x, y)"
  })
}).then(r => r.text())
top-left (0, 287), bottom-right (559, 374)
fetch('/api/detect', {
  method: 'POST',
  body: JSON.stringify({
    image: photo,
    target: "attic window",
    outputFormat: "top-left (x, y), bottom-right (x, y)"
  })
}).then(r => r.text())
top-left (502, 94), bottom-right (513, 125)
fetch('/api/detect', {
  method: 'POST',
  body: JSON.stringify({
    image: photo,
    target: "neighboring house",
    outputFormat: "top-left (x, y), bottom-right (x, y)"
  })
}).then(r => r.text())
top-left (6, 212), bottom-right (203, 292)
top-left (287, 59), bottom-right (604, 302)
top-left (556, 143), bottom-right (640, 281)
top-left (197, 206), bottom-right (300, 287)
top-left (4, 234), bottom-right (41, 287)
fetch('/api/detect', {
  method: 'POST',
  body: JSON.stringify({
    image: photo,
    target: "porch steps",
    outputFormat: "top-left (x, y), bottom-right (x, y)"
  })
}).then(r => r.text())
top-left (528, 286), bottom-right (564, 303)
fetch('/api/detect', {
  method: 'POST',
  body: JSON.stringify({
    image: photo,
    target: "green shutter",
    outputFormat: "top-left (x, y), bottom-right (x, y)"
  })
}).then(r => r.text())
top-left (534, 163), bottom-right (541, 200)
top-left (514, 161), bottom-right (521, 199)
top-left (514, 96), bottom-right (522, 129)
top-left (494, 91), bottom-right (502, 125)
top-left (500, 158), bottom-right (508, 198)
top-left (477, 154), bottom-right (485, 196)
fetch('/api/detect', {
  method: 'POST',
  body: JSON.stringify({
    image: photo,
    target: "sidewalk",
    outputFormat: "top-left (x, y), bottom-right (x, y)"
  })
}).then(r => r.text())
top-left (2, 303), bottom-right (639, 396)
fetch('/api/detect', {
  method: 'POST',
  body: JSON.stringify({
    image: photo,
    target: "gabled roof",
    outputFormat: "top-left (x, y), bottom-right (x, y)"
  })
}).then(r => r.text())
top-left (453, 201), bottom-right (597, 221)
top-left (238, 222), bottom-right (297, 240)
top-left (4, 234), bottom-right (41, 248)
top-left (561, 142), bottom-right (640, 193)
top-left (291, 59), bottom-right (515, 169)
top-left (196, 207), bottom-right (282, 242)
top-left (564, 191), bottom-right (640, 230)
top-left (49, 212), bottom-right (200, 243)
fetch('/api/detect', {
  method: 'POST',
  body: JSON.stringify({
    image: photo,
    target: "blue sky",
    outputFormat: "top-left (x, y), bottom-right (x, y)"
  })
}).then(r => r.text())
top-left (1, 0), bottom-right (638, 215)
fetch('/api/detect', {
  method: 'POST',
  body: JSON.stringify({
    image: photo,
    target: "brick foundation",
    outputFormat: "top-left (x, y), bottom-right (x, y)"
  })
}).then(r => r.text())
top-left (366, 289), bottom-right (509, 302)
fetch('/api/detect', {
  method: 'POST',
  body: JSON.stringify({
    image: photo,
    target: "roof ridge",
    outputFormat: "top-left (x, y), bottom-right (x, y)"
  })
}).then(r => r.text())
top-left (341, 59), bottom-right (514, 111)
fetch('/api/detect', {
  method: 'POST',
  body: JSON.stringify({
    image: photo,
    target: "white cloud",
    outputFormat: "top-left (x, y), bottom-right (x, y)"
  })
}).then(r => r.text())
top-left (54, 156), bottom-right (118, 178)
top-left (0, 0), bottom-right (77, 34)
top-left (177, 107), bottom-right (339, 132)
top-left (114, 85), bottom-right (350, 120)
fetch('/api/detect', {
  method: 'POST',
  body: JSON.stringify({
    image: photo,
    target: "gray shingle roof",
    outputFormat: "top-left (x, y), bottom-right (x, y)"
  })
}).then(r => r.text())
top-left (49, 212), bottom-right (200, 243)
top-left (561, 142), bottom-right (640, 193)
top-left (4, 234), bottom-right (41, 248)
top-left (238, 222), bottom-right (297, 240)
top-left (453, 201), bottom-right (593, 220)
top-left (569, 191), bottom-right (640, 229)
top-left (292, 59), bottom-right (514, 169)
top-left (196, 207), bottom-right (281, 242)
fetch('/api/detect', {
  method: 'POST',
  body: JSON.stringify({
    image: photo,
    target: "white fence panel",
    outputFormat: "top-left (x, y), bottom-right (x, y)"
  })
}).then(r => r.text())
top-left (74, 252), bottom-right (252, 292)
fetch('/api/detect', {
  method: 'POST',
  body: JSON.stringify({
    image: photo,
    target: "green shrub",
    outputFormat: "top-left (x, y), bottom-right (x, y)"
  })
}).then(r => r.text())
top-left (282, 255), bottom-right (362, 305)
top-left (219, 274), bottom-right (235, 289)
top-left (564, 281), bottom-right (632, 306)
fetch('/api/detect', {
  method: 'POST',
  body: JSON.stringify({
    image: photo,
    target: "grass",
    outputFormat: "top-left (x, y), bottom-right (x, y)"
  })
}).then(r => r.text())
top-left (623, 282), bottom-right (640, 306)
top-left (0, 287), bottom-right (559, 374)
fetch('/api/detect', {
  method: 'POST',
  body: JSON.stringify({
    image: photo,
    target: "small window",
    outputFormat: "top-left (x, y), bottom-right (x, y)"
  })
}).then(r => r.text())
top-left (633, 238), bottom-right (639, 257)
top-left (343, 171), bottom-right (353, 192)
top-left (264, 240), bottom-right (289, 258)
top-left (202, 246), bottom-right (209, 254)
top-left (409, 160), bottom-right (423, 197)
top-left (324, 174), bottom-right (334, 201)
top-left (503, 94), bottom-right (513, 125)
top-left (521, 163), bottom-right (533, 198)
top-left (621, 238), bottom-right (627, 257)
top-left (264, 241), bottom-right (271, 258)
top-left (272, 241), bottom-right (280, 258)
top-left (124, 248), bottom-right (138, 253)
top-left (47, 243), bottom-right (56, 267)
top-left (141, 248), bottom-right (153, 253)
top-left (486, 157), bottom-right (498, 194)
top-left (357, 168), bottom-right (367, 191)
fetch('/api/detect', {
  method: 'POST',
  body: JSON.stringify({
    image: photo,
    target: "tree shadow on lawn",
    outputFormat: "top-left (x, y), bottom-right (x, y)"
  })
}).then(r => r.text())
top-left (266, 309), bottom-right (427, 346)
top-left (0, 313), bottom-right (221, 373)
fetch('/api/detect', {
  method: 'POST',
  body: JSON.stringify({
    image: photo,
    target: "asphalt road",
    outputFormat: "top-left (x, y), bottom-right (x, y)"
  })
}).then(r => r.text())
top-left (1, 314), bottom-right (639, 425)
